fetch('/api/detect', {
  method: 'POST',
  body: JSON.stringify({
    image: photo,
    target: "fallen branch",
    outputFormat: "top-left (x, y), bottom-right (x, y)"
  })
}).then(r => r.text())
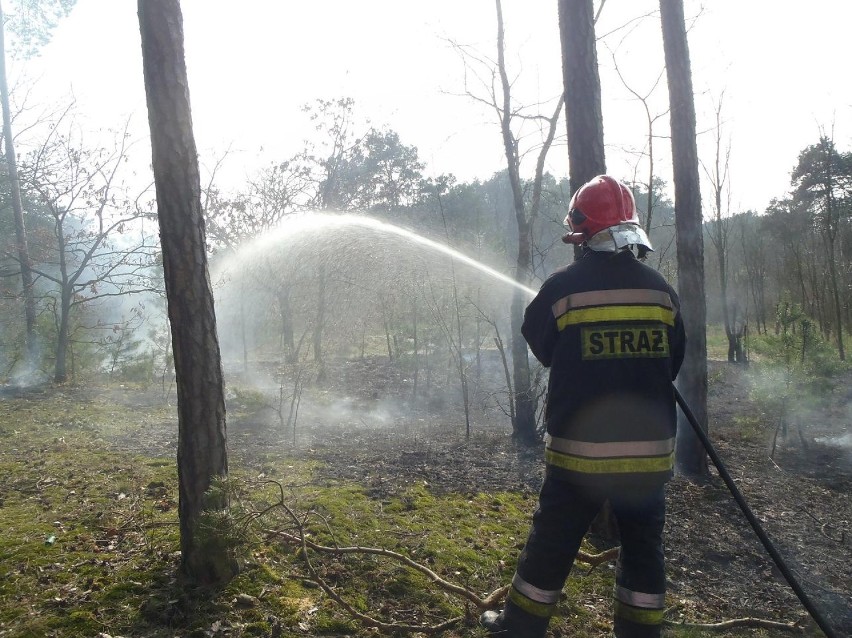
top-left (303, 572), bottom-right (464, 634)
top-left (266, 528), bottom-right (619, 609)
top-left (265, 528), bottom-right (487, 608)
top-left (664, 616), bottom-right (803, 633)
top-left (801, 507), bottom-right (846, 544)
top-left (578, 547), bottom-right (620, 573)
top-left (268, 518), bottom-right (795, 636)
top-left (256, 479), bottom-right (622, 633)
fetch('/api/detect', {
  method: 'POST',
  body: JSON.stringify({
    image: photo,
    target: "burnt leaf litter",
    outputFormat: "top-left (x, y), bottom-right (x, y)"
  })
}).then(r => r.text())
top-left (0, 359), bottom-right (850, 637)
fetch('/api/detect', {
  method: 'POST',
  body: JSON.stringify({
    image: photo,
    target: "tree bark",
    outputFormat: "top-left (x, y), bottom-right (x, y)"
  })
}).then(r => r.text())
top-left (660, 0), bottom-right (709, 478)
top-left (559, 0), bottom-right (617, 545)
top-left (137, 0), bottom-right (236, 585)
top-left (0, 0), bottom-right (38, 368)
top-left (494, 0), bottom-right (536, 441)
top-left (559, 0), bottom-right (606, 195)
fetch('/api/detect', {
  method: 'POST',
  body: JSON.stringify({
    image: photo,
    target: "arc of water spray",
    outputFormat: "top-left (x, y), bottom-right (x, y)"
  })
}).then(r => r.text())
top-left (264, 213), bottom-right (539, 298)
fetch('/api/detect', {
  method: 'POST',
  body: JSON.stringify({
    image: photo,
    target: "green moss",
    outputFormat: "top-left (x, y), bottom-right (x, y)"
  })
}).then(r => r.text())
top-left (0, 388), bottom-right (623, 637)
top-left (732, 414), bottom-right (766, 441)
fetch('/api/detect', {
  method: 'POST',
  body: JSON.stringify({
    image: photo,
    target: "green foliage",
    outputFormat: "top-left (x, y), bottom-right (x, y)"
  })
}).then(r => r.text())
top-left (704, 325), bottom-right (730, 360)
top-left (749, 303), bottom-right (847, 417)
top-left (2, 0), bottom-right (77, 60)
top-left (227, 385), bottom-right (270, 413)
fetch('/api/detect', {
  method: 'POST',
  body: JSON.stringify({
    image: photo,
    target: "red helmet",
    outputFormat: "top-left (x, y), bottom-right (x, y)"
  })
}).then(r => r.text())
top-left (562, 175), bottom-right (645, 247)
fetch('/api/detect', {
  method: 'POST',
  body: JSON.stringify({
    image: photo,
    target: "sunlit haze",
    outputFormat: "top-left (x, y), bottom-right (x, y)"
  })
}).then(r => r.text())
top-left (14, 0), bottom-right (852, 214)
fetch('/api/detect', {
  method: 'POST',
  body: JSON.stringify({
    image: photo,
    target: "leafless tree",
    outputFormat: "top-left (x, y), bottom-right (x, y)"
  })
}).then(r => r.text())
top-left (20, 113), bottom-right (159, 383)
top-left (449, 0), bottom-right (563, 441)
top-left (702, 91), bottom-right (745, 363)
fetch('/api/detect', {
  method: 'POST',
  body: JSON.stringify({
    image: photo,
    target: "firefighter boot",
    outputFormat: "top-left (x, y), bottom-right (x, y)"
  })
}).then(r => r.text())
top-left (479, 610), bottom-right (548, 638)
top-left (479, 611), bottom-right (506, 634)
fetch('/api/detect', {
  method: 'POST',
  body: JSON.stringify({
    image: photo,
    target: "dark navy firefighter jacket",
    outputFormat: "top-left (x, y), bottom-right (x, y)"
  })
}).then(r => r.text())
top-left (522, 249), bottom-right (686, 487)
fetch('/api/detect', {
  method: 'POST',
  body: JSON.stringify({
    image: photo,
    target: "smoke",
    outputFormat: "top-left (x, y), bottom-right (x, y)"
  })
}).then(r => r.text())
top-left (815, 432), bottom-right (852, 452)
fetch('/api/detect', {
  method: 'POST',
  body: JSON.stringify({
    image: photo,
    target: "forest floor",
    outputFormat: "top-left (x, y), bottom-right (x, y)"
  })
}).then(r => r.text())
top-left (1, 357), bottom-right (850, 637)
top-left (249, 358), bottom-right (852, 637)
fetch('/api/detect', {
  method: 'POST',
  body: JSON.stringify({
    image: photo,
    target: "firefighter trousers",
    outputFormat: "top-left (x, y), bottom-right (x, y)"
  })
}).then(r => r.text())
top-left (501, 475), bottom-right (667, 638)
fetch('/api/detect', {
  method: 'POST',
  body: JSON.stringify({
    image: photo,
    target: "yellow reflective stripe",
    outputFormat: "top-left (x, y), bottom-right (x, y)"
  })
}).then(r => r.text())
top-left (512, 574), bottom-right (561, 604)
top-left (546, 435), bottom-right (675, 458)
top-left (508, 586), bottom-right (556, 618)
top-left (545, 448), bottom-right (674, 474)
top-left (552, 289), bottom-right (675, 318)
top-left (613, 599), bottom-right (664, 625)
top-left (556, 305), bottom-right (675, 331)
top-left (614, 585), bottom-right (666, 608)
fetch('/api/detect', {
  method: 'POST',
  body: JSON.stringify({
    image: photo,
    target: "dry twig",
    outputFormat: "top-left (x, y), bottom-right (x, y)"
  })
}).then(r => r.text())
top-left (664, 616), bottom-right (803, 633)
top-left (255, 484), bottom-right (801, 635)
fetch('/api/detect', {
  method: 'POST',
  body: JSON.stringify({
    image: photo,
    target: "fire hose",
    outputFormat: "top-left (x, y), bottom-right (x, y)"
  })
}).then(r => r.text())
top-left (674, 386), bottom-right (839, 638)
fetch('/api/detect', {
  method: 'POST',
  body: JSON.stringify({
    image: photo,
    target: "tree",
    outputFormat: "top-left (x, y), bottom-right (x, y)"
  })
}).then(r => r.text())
top-left (791, 136), bottom-right (851, 360)
top-left (608, 47), bottom-right (669, 248)
top-left (19, 114), bottom-right (158, 383)
top-left (0, 0), bottom-right (76, 371)
top-left (559, 0), bottom-right (606, 197)
top-left (490, 0), bottom-right (563, 442)
top-left (735, 211), bottom-right (769, 335)
top-left (702, 92), bottom-right (745, 363)
top-left (138, 0), bottom-right (236, 586)
top-left (559, 0), bottom-right (622, 547)
top-left (660, 0), bottom-right (708, 478)
top-left (204, 159), bottom-right (310, 254)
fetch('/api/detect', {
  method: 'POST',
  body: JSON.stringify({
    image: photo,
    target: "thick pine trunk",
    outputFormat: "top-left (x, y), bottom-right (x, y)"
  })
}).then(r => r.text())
top-left (559, 0), bottom-right (616, 544)
top-left (138, 0), bottom-right (236, 586)
top-left (660, 0), bottom-right (709, 478)
top-left (559, 0), bottom-right (606, 194)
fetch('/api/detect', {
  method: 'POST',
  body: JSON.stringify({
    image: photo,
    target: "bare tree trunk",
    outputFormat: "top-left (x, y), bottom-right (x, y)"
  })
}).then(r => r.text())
top-left (240, 293), bottom-right (248, 373)
top-left (278, 289), bottom-right (296, 365)
top-left (54, 223), bottom-right (70, 383)
top-left (55, 288), bottom-right (71, 383)
top-left (411, 301), bottom-right (419, 399)
top-left (493, 0), bottom-right (536, 442)
top-left (559, 0), bottom-right (606, 195)
top-left (0, 1), bottom-right (37, 367)
top-left (138, 0), bottom-right (236, 586)
top-left (660, 0), bottom-right (708, 478)
top-left (494, 0), bottom-right (562, 442)
top-left (559, 0), bottom-right (617, 546)
top-left (825, 234), bottom-right (845, 360)
top-left (313, 263), bottom-right (327, 379)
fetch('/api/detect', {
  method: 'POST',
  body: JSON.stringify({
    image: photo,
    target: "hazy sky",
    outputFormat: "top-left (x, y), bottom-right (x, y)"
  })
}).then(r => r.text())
top-left (14, 0), bottom-right (852, 215)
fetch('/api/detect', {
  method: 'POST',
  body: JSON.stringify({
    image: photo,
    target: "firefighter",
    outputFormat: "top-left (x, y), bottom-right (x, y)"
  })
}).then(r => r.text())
top-left (481, 175), bottom-right (686, 638)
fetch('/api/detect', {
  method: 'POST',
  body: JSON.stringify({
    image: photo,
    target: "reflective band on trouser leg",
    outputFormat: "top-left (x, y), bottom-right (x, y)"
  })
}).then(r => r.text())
top-left (613, 586), bottom-right (664, 637)
top-left (613, 599), bottom-right (664, 625)
top-left (507, 573), bottom-right (560, 618)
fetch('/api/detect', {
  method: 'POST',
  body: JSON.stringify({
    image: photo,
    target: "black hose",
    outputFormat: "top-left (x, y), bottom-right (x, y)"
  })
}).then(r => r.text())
top-left (673, 386), bottom-right (838, 638)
